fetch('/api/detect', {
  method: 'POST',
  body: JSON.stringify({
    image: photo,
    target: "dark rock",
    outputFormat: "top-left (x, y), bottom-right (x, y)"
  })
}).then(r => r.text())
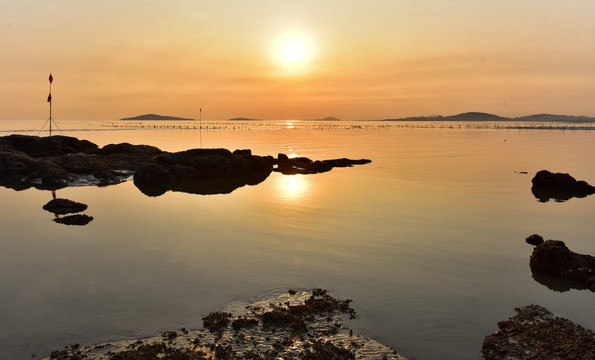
top-left (233, 149), bottom-right (252, 156)
top-left (43, 198), bottom-right (88, 215)
top-left (531, 170), bottom-right (595, 202)
top-left (482, 305), bottom-right (594, 360)
top-left (0, 134), bottom-right (97, 157)
top-left (53, 214), bottom-right (94, 226)
top-left (529, 240), bottom-right (595, 291)
top-left (202, 311), bottom-right (232, 333)
top-left (133, 148), bottom-right (273, 196)
top-left (525, 234), bottom-right (544, 246)
top-left (0, 135), bottom-right (371, 195)
top-left (275, 155), bottom-right (371, 175)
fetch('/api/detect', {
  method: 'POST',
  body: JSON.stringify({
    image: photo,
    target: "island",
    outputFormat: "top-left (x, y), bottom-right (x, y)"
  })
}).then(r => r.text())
top-left (121, 114), bottom-right (195, 121)
top-left (228, 117), bottom-right (261, 121)
top-left (317, 116), bottom-right (340, 121)
top-left (384, 112), bottom-right (595, 122)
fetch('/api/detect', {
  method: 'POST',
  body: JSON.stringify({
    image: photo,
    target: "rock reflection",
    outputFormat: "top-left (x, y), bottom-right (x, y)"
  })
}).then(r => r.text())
top-left (531, 270), bottom-right (587, 292)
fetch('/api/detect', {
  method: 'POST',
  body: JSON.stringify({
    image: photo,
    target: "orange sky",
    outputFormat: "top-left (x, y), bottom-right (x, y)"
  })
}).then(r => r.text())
top-left (1, 1), bottom-right (594, 120)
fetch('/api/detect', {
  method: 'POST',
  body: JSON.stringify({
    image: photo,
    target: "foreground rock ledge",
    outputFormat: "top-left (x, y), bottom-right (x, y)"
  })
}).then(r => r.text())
top-left (45, 289), bottom-right (406, 360)
top-left (482, 305), bottom-right (594, 360)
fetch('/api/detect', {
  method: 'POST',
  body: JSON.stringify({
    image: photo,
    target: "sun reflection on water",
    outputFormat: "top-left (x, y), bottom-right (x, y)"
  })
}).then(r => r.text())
top-left (276, 174), bottom-right (311, 202)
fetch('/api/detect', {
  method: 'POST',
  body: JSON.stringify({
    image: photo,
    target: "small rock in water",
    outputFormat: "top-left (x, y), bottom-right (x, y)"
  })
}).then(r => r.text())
top-left (42, 198), bottom-right (87, 215)
top-left (525, 234), bottom-right (544, 246)
top-left (53, 214), bottom-right (94, 226)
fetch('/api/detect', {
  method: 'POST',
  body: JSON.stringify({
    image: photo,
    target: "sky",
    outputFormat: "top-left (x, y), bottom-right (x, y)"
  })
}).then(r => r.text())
top-left (1, 0), bottom-right (594, 121)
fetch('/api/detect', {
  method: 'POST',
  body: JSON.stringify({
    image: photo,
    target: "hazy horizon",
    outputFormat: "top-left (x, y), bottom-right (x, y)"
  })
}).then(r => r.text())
top-left (2, 1), bottom-right (595, 121)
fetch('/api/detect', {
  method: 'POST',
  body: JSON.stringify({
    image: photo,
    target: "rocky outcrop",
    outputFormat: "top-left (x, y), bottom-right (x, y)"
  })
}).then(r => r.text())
top-left (482, 305), bottom-right (594, 360)
top-left (529, 240), bottom-right (595, 291)
top-left (0, 135), bottom-right (161, 190)
top-left (531, 170), bottom-right (595, 202)
top-left (0, 135), bottom-right (372, 196)
top-left (275, 153), bottom-right (372, 175)
top-left (133, 148), bottom-right (274, 196)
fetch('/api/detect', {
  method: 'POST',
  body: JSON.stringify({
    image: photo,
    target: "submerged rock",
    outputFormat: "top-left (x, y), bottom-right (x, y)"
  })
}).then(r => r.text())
top-left (42, 198), bottom-right (88, 215)
top-left (531, 170), bottom-right (595, 202)
top-left (482, 305), bottom-right (594, 360)
top-left (529, 240), bottom-right (595, 292)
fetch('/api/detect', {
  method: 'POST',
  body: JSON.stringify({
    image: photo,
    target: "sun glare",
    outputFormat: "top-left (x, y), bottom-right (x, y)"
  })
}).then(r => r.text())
top-left (271, 32), bottom-right (316, 75)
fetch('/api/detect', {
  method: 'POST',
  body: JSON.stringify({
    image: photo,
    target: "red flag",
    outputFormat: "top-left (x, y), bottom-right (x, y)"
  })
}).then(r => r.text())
top-left (47, 93), bottom-right (52, 102)
top-left (49, 73), bottom-right (53, 83)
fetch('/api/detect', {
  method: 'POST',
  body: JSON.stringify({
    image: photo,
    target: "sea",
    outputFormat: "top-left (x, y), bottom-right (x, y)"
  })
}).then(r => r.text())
top-left (0, 119), bottom-right (594, 359)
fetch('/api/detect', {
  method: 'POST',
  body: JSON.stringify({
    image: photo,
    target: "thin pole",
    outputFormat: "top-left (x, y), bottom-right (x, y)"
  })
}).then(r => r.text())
top-left (199, 108), bottom-right (203, 148)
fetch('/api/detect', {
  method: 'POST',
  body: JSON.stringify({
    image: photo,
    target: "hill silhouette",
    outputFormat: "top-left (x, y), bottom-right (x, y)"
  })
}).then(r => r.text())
top-left (385, 112), bottom-right (595, 122)
top-left (121, 114), bottom-right (194, 120)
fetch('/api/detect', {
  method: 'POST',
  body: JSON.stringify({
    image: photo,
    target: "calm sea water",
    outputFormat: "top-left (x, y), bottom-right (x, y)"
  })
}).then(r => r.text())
top-left (0, 120), bottom-right (594, 359)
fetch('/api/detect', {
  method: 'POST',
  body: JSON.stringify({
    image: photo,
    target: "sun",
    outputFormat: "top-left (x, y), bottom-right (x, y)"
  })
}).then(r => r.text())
top-left (270, 32), bottom-right (316, 75)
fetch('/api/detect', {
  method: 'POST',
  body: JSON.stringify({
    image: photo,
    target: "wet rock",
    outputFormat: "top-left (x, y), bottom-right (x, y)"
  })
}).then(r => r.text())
top-left (531, 170), bottom-right (595, 202)
top-left (202, 311), bottom-right (232, 333)
top-left (529, 240), bottom-right (595, 291)
top-left (482, 304), bottom-right (594, 360)
top-left (42, 198), bottom-right (88, 215)
top-left (275, 154), bottom-right (372, 175)
top-left (0, 135), bottom-right (371, 194)
top-left (53, 214), bottom-right (94, 226)
top-left (525, 234), bottom-right (544, 246)
top-left (0, 135), bottom-right (153, 190)
top-left (47, 289), bottom-right (406, 360)
top-left (0, 134), bottom-right (98, 157)
top-left (133, 149), bottom-right (273, 196)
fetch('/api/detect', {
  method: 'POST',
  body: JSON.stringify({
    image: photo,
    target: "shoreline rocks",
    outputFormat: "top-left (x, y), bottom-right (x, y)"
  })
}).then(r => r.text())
top-left (531, 170), bottom-right (595, 202)
top-left (0, 135), bottom-right (372, 196)
top-left (45, 289), bottom-right (406, 360)
top-left (482, 305), bottom-right (594, 360)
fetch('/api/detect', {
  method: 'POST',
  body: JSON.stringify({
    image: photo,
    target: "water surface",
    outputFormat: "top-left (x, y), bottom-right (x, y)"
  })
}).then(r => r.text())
top-left (0, 119), bottom-right (594, 359)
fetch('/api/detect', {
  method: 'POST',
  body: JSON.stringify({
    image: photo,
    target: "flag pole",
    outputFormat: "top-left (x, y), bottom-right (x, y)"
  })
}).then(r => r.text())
top-left (49, 73), bottom-right (52, 136)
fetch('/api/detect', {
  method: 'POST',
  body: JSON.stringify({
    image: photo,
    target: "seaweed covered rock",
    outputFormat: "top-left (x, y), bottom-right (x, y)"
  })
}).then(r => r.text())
top-left (482, 305), bottom-right (594, 360)
top-left (529, 240), bottom-right (595, 291)
top-left (46, 289), bottom-right (406, 360)
top-left (531, 170), bottom-right (595, 202)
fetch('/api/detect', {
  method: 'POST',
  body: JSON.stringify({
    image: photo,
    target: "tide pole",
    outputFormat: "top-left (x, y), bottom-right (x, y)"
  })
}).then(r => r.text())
top-left (48, 73), bottom-right (53, 136)
top-left (199, 107), bottom-right (203, 148)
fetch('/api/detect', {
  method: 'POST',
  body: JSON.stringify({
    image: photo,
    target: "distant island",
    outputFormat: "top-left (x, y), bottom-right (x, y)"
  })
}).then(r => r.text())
top-left (121, 114), bottom-right (194, 121)
top-left (317, 116), bottom-right (340, 121)
top-left (384, 112), bottom-right (595, 122)
top-left (228, 117), bottom-right (261, 121)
